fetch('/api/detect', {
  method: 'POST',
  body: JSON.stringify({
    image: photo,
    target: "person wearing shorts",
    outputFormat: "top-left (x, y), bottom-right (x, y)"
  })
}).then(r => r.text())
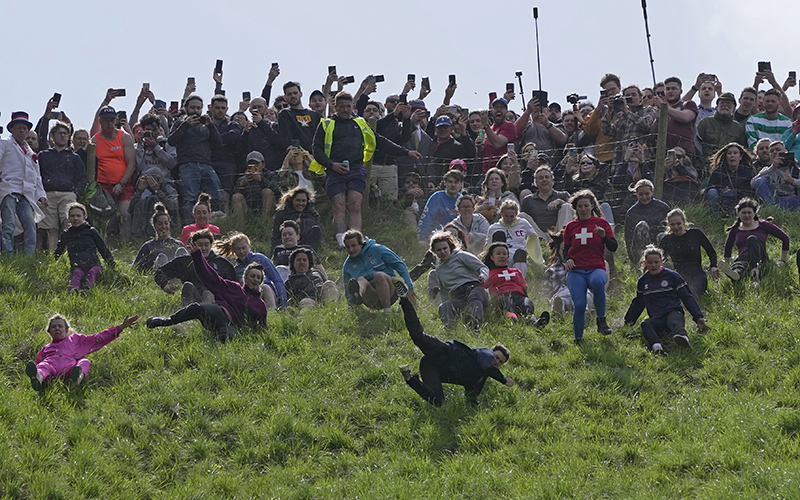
top-left (92, 106), bottom-right (136, 239)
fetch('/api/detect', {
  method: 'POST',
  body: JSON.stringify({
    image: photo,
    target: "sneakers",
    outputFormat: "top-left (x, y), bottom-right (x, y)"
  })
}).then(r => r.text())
top-left (505, 311), bottom-right (519, 322)
top-left (531, 311), bottom-right (550, 329)
top-left (69, 366), bottom-right (85, 387)
top-left (347, 278), bottom-right (363, 305)
top-left (718, 261), bottom-right (740, 281)
top-left (146, 317), bottom-right (170, 328)
top-left (596, 317), bottom-right (612, 335)
top-left (26, 360), bottom-right (43, 391)
top-left (552, 296), bottom-right (564, 315)
top-left (652, 343), bottom-right (666, 355)
top-left (391, 275), bottom-right (409, 298)
top-left (398, 364), bottom-right (412, 381)
top-left (750, 264), bottom-right (761, 286)
top-left (673, 334), bottom-right (691, 348)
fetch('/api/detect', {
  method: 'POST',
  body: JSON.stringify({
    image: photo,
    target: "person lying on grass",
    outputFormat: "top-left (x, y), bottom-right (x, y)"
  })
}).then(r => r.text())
top-left (397, 297), bottom-right (513, 406)
top-left (26, 314), bottom-right (138, 391)
top-left (624, 245), bottom-right (709, 355)
top-left (482, 241), bottom-right (549, 327)
top-left (146, 235), bottom-right (267, 342)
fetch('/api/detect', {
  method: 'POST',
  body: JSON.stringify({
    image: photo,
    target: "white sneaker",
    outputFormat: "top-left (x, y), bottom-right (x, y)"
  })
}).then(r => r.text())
top-left (652, 343), bottom-right (666, 355)
top-left (673, 334), bottom-right (691, 348)
top-left (398, 364), bottom-right (412, 380)
top-left (391, 275), bottom-right (409, 298)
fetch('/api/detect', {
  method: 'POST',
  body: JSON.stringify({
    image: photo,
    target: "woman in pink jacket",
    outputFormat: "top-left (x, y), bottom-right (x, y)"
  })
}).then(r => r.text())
top-left (26, 314), bottom-right (138, 390)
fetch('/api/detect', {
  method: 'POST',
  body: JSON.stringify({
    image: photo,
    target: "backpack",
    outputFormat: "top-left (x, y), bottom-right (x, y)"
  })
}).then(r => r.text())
top-left (82, 182), bottom-right (118, 217)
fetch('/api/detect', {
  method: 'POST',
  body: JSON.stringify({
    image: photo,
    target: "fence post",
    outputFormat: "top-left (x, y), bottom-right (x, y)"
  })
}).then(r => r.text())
top-left (86, 143), bottom-right (97, 183)
top-left (654, 102), bottom-right (668, 199)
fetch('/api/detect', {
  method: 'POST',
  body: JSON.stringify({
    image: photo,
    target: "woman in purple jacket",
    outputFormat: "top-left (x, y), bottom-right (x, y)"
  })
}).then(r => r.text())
top-left (145, 229), bottom-right (267, 341)
top-left (718, 198), bottom-right (790, 284)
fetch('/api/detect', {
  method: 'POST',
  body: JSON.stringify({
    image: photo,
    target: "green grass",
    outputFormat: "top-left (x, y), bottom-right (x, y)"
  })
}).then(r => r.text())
top-left (3, 200), bottom-right (800, 499)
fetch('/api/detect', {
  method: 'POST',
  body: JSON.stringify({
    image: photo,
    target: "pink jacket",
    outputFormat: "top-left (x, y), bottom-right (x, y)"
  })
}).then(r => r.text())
top-left (36, 326), bottom-right (122, 368)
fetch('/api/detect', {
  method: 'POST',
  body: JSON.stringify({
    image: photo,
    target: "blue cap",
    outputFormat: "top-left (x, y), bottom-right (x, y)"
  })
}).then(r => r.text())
top-left (435, 116), bottom-right (453, 128)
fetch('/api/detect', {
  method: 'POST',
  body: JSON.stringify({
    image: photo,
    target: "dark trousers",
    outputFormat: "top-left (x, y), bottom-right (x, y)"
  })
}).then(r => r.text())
top-left (438, 281), bottom-right (489, 327)
top-left (168, 302), bottom-right (236, 341)
top-left (732, 235), bottom-right (767, 276)
top-left (676, 264), bottom-right (707, 298)
top-left (641, 310), bottom-right (687, 348)
top-left (402, 297), bottom-right (450, 406)
top-left (496, 292), bottom-right (534, 316)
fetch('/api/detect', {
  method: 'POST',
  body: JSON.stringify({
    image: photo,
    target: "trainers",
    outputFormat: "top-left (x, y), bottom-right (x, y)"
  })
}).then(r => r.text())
top-left (673, 334), bottom-right (691, 348)
top-left (391, 275), bottom-right (409, 298)
top-left (347, 278), bottom-right (363, 305)
top-left (505, 311), bottom-right (519, 322)
top-left (552, 296), bottom-right (564, 316)
top-left (596, 317), bottom-right (612, 335)
top-left (718, 261), bottom-right (740, 281)
top-left (26, 360), bottom-right (43, 391)
top-left (398, 364), bottom-right (412, 381)
top-left (532, 311), bottom-right (550, 329)
top-left (69, 366), bottom-right (84, 387)
top-left (652, 343), bottom-right (666, 355)
top-left (750, 264), bottom-right (761, 285)
top-left (146, 317), bottom-right (169, 328)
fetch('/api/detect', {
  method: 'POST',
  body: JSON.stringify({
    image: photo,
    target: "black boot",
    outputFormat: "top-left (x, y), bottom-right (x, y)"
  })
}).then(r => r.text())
top-left (146, 317), bottom-right (171, 328)
top-left (596, 316), bottom-right (612, 335)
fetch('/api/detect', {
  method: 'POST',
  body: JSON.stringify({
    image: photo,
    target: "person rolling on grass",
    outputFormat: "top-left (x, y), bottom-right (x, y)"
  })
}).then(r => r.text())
top-left (146, 234), bottom-right (267, 342)
top-left (342, 229), bottom-right (415, 312)
top-left (397, 296), bottom-right (513, 406)
top-left (214, 231), bottom-right (286, 310)
top-left (132, 203), bottom-right (187, 273)
top-left (53, 202), bottom-right (115, 294)
top-left (624, 246), bottom-right (709, 355)
top-left (718, 197), bottom-right (790, 286)
top-left (563, 190), bottom-right (617, 344)
top-left (26, 313), bottom-right (138, 391)
top-left (285, 247), bottom-right (340, 309)
top-left (482, 241), bottom-right (549, 327)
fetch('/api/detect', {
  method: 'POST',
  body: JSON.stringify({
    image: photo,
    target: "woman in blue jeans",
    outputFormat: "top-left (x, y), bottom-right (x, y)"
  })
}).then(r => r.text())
top-left (562, 190), bottom-right (617, 344)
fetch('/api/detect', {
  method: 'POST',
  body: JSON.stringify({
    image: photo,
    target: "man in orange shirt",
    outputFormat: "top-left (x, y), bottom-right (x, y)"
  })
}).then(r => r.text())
top-left (92, 104), bottom-right (135, 240)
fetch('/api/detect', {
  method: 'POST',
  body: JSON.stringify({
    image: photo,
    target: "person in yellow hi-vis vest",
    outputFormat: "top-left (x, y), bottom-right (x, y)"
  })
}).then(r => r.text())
top-left (311, 92), bottom-right (421, 247)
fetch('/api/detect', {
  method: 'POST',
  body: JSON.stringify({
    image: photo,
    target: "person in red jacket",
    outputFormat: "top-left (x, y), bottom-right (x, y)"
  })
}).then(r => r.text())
top-left (26, 313), bottom-right (138, 391)
top-left (482, 241), bottom-right (549, 327)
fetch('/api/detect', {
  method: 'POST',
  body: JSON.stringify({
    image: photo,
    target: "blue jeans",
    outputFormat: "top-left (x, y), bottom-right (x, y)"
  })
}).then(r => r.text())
top-left (753, 177), bottom-right (800, 209)
top-left (178, 162), bottom-right (223, 222)
top-left (705, 188), bottom-right (739, 214)
top-left (566, 268), bottom-right (607, 339)
top-left (1, 194), bottom-right (37, 255)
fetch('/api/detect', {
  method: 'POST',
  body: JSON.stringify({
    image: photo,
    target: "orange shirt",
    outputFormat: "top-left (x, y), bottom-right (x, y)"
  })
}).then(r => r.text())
top-left (94, 129), bottom-right (127, 184)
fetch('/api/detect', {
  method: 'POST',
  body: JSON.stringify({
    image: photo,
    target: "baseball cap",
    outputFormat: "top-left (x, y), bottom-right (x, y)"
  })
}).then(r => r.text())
top-left (435, 116), bottom-right (453, 128)
top-left (98, 106), bottom-right (117, 118)
top-left (491, 98), bottom-right (508, 109)
top-left (408, 99), bottom-right (426, 110)
top-left (246, 151), bottom-right (265, 163)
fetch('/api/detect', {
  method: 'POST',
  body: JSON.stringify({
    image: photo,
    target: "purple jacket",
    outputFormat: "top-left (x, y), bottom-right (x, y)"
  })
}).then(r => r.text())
top-left (192, 250), bottom-right (267, 326)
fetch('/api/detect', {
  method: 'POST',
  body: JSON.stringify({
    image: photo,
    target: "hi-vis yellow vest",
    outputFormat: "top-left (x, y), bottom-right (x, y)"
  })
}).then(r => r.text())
top-left (309, 116), bottom-right (376, 174)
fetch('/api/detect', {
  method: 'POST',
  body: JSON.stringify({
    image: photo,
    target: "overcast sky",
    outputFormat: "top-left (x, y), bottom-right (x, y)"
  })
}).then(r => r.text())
top-left (2, 0), bottom-right (798, 132)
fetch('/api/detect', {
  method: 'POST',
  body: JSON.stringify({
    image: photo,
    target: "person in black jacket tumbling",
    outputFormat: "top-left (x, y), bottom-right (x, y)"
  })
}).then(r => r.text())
top-left (624, 245), bottom-right (709, 355)
top-left (397, 297), bottom-right (514, 406)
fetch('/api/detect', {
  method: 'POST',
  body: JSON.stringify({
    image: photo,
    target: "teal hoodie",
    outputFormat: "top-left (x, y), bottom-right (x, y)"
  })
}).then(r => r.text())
top-left (342, 238), bottom-right (413, 303)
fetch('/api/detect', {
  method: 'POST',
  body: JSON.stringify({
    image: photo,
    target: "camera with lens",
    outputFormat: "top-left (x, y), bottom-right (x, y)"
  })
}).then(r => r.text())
top-left (143, 130), bottom-right (153, 138)
top-left (566, 93), bottom-right (587, 105)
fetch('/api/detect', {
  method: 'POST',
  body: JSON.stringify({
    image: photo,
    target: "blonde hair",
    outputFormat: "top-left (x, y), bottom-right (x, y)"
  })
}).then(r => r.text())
top-left (214, 232), bottom-right (250, 258)
top-left (47, 314), bottom-right (75, 336)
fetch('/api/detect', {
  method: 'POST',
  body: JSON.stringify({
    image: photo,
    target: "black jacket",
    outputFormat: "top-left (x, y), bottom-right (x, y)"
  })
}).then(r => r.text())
top-left (154, 251), bottom-right (236, 291)
top-left (54, 222), bottom-right (114, 271)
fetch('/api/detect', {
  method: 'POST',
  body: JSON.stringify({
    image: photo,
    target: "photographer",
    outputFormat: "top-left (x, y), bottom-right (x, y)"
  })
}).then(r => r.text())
top-left (601, 85), bottom-right (656, 166)
top-left (128, 173), bottom-right (179, 237)
top-left (751, 141), bottom-right (800, 209)
top-left (168, 94), bottom-right (224, 223)
top-left (209, 94), bottom-right (243, 209)
top-left (515, 97), bottom-right (567, 164)
top-left (583, 73), bottom-right (622, 165)
top-left (136, 114), bottom-right (177, 191)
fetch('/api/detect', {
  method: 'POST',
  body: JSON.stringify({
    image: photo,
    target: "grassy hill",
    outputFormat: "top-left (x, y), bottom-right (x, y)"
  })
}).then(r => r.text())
top-left (2, 200), bottom-right (800, 499)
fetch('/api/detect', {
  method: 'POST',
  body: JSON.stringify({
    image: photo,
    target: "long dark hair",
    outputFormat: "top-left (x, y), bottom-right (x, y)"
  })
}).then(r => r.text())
top-left (725, 197), bottom-right (772, 232)
top-left (710, 142), bottom-right (754, 173)
top-left (482, 241), bottom-right (510, 270)
top-left (547, 230), bottom-right (565, 265)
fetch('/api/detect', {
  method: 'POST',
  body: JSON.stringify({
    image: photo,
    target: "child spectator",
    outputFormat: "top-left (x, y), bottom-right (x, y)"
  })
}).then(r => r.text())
top-left (179, 193), bottom-right (220, 245)
top-left (26, 314), bottom-right (138, 390)
top-left (483, 241), bottom-right (549, 327)
top-left (624, 246), bottom-right (709, 355)
top-left (54, 202), bottom-right (115, 293)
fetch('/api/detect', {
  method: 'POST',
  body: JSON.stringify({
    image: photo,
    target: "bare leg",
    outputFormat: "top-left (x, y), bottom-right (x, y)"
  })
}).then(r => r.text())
top-left (332, 192), bottom-right (347, 246)
top-left (47, 229), bottom-right (59, 252)
top-left (261, 188), bottom-right (275, 218)
top-left (117, 199), bottom-right (131, 241)
top-left (261, 286), bottom-right (277, 310)
top-left (347, 190), bottom-right (363, 231)
top-left (231, 193), bottom-right (247, 216)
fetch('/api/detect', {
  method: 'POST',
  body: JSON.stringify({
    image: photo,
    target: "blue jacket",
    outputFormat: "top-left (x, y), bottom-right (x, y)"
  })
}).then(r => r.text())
top-left (782, 128), bottom-right (800, 158)
top-left (417, 190), bottom-right (460, 241)
top-left (37, 147), bottom-right (87, 195)
top-left (234, 251), bottom-right (287, 308)
top-left (624, 267), bottom-right (703, 325)
top-left (342, 238), bottom-right (412, 303)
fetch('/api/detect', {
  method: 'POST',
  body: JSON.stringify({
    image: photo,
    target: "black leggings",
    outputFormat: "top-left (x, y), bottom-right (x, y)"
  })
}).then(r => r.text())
top-left (401, 297), bottom-right (450, 405)
top-left (641, 310), bottom-right (687, 348)
top-left (731, 235), bottom-right (767, 276)
top-left (168, 302), bottom-right (237, 341)
top-left (496, 292), bottom-right (534, 316)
